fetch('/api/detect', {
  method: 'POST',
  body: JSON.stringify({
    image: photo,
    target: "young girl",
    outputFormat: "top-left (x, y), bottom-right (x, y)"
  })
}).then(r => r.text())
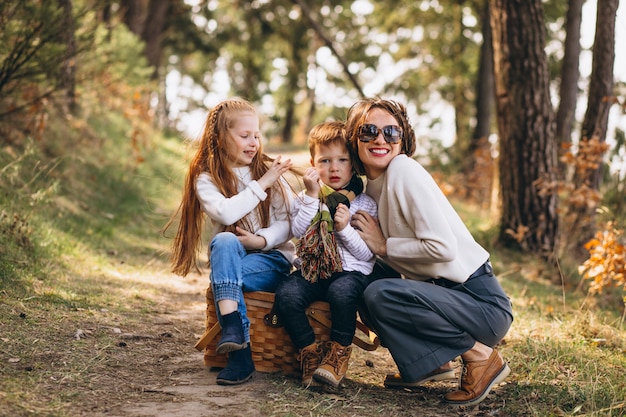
top-left (166, 97), bottom-right (295, 386)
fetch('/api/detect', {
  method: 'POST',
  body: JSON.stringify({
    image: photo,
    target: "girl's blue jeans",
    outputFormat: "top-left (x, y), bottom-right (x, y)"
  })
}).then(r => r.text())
top-left (209, 232), bottom-right (291, 342)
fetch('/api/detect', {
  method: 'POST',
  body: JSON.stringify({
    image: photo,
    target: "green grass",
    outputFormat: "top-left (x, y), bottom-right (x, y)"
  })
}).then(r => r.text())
top-left (1, 106), bottom-right (625, 416)
top-left (0, 109), bottom-right (179, 416)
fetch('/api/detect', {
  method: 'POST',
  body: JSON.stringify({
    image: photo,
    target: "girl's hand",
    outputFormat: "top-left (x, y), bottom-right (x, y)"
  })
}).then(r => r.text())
top-left (333, 203), bottom-right (350, 232)
top-left (303, 167), bottom-right (321, 198)
top-left (257, 156), bottom-right (292, 190)
top-left (351, 210), bottom-right (387, 256)
top-left (235, 226), bottom-right (266, 250)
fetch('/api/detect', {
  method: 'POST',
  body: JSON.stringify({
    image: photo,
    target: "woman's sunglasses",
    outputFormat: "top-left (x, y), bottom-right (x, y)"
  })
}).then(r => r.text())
top-left (358, 124), bottom-right (402, 143)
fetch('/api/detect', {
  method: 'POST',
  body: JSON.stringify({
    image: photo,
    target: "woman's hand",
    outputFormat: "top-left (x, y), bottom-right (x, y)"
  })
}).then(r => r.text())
top-left (352, 210), bottom-right (387, 256)
top-left (257, 156), bottom-right (292, 190)
top-left (235, 226), bottom-right (266, 250)
top-left (333, 203), bottom-right (350, 232)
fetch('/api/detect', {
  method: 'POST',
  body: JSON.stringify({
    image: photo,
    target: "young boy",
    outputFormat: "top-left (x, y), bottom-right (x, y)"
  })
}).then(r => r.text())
top-left (274, 121), bottom-right (378, 388)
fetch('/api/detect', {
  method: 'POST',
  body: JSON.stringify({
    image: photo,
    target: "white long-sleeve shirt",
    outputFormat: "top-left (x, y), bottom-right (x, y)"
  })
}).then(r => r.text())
top-left (291, 191), bottom-right (378, 275)
top-left (366, 154), bottom-right (488, 283)
top-left (195, 166), bottom-right (295, 264)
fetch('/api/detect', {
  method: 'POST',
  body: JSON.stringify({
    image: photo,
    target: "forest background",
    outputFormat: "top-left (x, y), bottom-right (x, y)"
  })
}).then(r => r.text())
top-left (1, 1), bottom-right (626, 416)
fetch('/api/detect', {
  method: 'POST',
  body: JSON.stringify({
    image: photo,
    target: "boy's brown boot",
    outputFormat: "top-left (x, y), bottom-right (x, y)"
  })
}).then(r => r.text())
top-left (313, 341), bottom-right (352, 388)
top-left (297, 342), bottom-right (324, 387)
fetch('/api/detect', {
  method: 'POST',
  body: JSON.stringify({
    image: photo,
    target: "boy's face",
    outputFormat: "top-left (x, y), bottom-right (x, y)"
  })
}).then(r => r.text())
top-left (311, 141), bottom-right (353, 190)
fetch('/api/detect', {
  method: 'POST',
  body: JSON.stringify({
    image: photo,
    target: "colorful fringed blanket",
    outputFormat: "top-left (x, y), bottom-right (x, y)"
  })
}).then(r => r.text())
top-left (296, 175), bottom-right (363, 283)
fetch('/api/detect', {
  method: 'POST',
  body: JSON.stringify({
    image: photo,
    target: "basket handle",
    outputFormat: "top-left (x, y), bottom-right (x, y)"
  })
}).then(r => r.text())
top-left (194, 322), bottom-right (221, 352)
top-left (306, 306), bottom-right (380, 351)
top-left (194, 306), bottom-right (381, 352)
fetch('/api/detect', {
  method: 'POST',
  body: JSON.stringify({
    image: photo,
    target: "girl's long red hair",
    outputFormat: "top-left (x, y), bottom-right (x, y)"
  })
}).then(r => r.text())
top-left (164, 98), bottom-right (287, 276)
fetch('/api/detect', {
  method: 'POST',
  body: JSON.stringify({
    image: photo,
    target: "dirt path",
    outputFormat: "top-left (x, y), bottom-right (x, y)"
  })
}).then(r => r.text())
top-left (79, 149), bottom-right (508, 416)
top-left (88, 272), bottom-right (274, 417)
top-left (80, 265), bottom-right (509, 417)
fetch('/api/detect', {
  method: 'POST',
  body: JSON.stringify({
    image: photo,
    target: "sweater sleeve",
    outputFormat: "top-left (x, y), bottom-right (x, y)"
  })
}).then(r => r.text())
top-left (255, 177), bottom-right (293, 250)
top-left (291, 193), bottom-right (320, 238)
top-left (335, 194), bottom-right (376, 261)
top-left (196, 172), bottom-right (266, 226)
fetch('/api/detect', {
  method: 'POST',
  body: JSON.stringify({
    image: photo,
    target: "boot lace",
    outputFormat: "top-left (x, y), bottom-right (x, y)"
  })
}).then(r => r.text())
top-left (298, 345), bottom-right (322, 378)
top-left (321, 342), bottom-right (348, 373)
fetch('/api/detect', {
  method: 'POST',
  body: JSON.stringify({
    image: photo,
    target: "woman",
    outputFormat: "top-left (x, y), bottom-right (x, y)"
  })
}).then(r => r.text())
top-left (346, 98), bottom-right (513, 406)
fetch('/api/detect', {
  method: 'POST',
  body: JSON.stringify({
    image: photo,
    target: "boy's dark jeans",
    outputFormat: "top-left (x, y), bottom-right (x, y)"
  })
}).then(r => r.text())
top-left (275, 269), bottom-right (369, 349)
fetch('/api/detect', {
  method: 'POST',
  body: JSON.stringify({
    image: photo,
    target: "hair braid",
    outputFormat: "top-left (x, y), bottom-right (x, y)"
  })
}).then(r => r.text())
top-left (165, 97), bottom-right (289, 276)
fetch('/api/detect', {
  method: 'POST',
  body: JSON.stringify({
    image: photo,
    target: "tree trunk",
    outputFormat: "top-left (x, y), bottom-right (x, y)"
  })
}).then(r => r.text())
top-left (579, 0), bottom-right (617, 190)
top-left (281, 101), bottom-right (295, 144)
top-left (290, 0), bottom-right (364, 98)
top-left (101, 0), bottom-right (113, 41)
top-left (490, 0), bottom-right (559, 258)
top-left (556, 0), bottom-right (584, 179)
top-left (58, 0), bottom-right (77, 114)
top-left (472, 1), bottom-right (495, 150)
top-left (449, 3), bottom-right (471, 167)
top-left (462, 1), bottom-right (495, 206)
top-left (141, 0), bottom-right (169, 80)
top-left (120, 0), bottom-right (144, 35)
top-left (280, 37), bottom-right (303, 144)
top-left (570, 0), bottom-right (618, 253)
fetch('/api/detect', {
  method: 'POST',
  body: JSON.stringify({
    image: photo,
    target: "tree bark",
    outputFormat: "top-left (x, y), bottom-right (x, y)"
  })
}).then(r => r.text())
top-left (472, 1), bottom-right (495, 150)
top-left (462, 1), bottom-right (496, 205)
top-left (141, 0), bottom-right (169, 79)
top-left (579, 0), bottom-right (617, 190)
top-left (570, 0), bottom-right (618, 253)
top-left (490, 0), bottom-right (559, 258)
top-left (556, 0), bottom-right (584, 178)
top-left (58, 0), bottom-right (77, 113)
top-left (120, 0), bottom-right (144, 35)
top-left (101, 0), bottom-right (113, 41)
top-left (290, 0), bottom-right (365, 98)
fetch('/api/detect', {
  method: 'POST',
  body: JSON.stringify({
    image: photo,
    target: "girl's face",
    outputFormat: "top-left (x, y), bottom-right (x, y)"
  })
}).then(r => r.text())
top-left (357, 108), bottom-right (402, 179)
top-left (227, 112), bottom-right (261, 168)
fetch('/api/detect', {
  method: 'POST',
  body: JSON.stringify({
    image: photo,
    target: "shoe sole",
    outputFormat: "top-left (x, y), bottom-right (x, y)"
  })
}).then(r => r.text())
top-left (215, 341), bottom-right (248, 355)
top-left (312, 368), bottom-right (343, 388)
top-left (444, 364), bottom-right (511, 407)
top-left (216, 370), bottom-right (255, 386)
top-left (302, 378), bottom-right (322, 388)
top-left (384, 369), bottom-right (456, 388)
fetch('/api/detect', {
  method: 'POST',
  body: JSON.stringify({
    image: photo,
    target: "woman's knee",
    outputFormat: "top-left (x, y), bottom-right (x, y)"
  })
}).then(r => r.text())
top-left (363, 279), bottom-right (416, 314)
top-left (362, 280), bottom-right (391, 316)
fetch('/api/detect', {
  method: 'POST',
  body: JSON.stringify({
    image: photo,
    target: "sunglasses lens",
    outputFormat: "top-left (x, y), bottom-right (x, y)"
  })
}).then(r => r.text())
top-left (383, 126), bottom-right (402, 143)
top-left (358, 124), bottom-right (402, 143)
top-left (359, 124), bottom-right (379, 142)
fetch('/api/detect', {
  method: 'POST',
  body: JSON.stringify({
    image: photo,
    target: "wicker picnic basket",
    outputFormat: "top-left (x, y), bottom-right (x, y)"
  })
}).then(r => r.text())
top-left (194, 287), bottom-right (379, 375)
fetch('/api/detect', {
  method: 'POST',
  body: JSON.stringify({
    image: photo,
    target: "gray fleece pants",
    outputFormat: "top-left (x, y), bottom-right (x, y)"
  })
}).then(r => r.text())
top-left (361, 262), bottom-right (513, 382)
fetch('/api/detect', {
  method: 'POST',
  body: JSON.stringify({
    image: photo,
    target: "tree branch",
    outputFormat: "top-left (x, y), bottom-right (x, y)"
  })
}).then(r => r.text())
top-left (290, 0), bottom-right (365, 98)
